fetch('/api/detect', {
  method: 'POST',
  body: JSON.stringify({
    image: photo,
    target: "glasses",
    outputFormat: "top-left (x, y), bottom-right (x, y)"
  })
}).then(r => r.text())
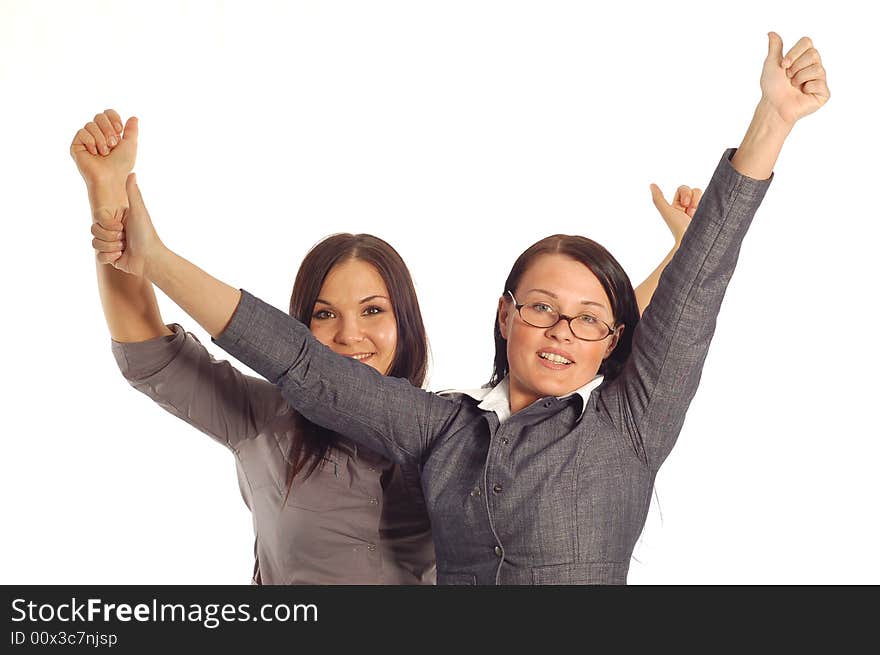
top-left (506, 291), bottom-right (619, 342)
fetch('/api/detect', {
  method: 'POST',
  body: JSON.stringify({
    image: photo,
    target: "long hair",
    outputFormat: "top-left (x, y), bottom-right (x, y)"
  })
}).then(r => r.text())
top-left (489, 234), bottom-right (640, 387)
top-left (283, 234), bottom-right (428, 501)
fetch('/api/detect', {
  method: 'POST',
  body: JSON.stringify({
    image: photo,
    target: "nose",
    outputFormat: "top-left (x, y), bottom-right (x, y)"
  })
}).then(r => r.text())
top-left (333, 315), bottom-right (366, 345)
top-left (544, 317), bottom-right (574, 343)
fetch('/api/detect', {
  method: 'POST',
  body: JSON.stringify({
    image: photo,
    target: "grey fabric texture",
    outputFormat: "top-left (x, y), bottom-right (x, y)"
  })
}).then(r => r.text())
top-left (213, 148), bottom-right (773, 584)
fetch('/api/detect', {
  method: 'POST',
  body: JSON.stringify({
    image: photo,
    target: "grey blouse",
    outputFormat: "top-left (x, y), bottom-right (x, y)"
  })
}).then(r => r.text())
top-left (111, 326), bottom-right (436, 585)
top-left (212, 148), bottom-right (773, 584)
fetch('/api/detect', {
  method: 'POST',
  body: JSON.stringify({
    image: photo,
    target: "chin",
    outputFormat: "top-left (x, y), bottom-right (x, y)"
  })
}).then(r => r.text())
top-left (530, 376), bottom-right (575, 398)
top-left (533, 369), bottom-right (591, 396)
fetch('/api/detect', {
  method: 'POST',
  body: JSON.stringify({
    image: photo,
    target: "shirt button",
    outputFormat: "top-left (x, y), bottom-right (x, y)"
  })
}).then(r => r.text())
top-left (543, 401), bottom-right (553, 408)
top-left (369, 497), bottom-right (378, 505)
top-left (368, 466), bottom-right (377, 472)
top-left (500, 437), bottom-right (509, 445)
top-left (494, 546), bottom-right (503, 557)
top-left (367, 543), bottom-right (377, 552)
top-left (470, 487), bottom-right (481, 497)
top-left (493, 483), bottom-right (503, 494)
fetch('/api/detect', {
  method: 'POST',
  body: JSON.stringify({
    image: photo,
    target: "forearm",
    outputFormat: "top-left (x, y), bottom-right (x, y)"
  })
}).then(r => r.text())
top-left (633, 244), bottom-right (678, 316)
top-left (731, 98), bottom-right (792, 180)
top-left (89, 182), bottom-right (171, 342)
top-left (143, 245), bottom-right (241, 339)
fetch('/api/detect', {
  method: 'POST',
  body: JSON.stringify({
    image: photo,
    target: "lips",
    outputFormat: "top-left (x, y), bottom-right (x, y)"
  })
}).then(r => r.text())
top-left (536, 348), bottom-right (575, 370)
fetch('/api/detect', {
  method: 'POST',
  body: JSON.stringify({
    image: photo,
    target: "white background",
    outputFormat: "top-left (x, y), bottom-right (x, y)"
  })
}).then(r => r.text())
top-left (1, 0), bottom-right (877, 584)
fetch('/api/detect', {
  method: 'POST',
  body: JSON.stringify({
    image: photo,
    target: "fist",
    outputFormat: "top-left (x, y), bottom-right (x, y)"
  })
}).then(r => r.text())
top-left (70, 109), bottom-right (138, 187)
top-left (761, 33), bottom-right (830, 126)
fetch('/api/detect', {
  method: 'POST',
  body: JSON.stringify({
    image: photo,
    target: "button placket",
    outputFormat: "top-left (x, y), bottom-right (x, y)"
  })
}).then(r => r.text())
top-left (361, 455), bottom-right (384, 512)
top-left (482, 415), bottom-right (507, 579)
top-left (355, 455), bottom-right (384, 561)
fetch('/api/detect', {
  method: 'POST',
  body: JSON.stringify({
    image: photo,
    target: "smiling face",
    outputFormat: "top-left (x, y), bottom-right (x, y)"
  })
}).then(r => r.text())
top-left (498, 253), bottom-right (622, 413)
top-left (308, 258), bottom-right (398, 376)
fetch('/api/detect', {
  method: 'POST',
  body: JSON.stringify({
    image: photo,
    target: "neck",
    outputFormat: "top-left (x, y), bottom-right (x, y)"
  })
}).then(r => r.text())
top-left (508, 379), bottom-right (539, 415)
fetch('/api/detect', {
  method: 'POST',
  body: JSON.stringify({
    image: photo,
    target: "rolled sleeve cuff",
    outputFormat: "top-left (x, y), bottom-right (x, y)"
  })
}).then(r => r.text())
top-left (718, 147), bottom-right (774, 204)
top-left (110, 323), bottom-right (187, 380)
top-left (212, 289), bottom-right (309, 384)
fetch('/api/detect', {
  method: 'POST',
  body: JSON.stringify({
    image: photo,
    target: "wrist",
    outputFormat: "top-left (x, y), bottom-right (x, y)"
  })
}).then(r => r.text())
top-left (752, 97), bottom-right (795, 139)
top-left (731, 99), bottom-right (793, 180)
top-left (142, 241), bottom-right (171, 283)
top-left (86, 177), bottom-right (129, 209)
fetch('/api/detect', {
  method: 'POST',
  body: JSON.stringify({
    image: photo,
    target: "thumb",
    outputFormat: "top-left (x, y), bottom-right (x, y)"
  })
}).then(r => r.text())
top-left (767, 31), bottom-right (783, 63)
top-left (122, 116), bottom-right (139, 142)
top-left (649, 183), bottom-right (668, 211)
top-left (125, 173), bottom-right (145, 213)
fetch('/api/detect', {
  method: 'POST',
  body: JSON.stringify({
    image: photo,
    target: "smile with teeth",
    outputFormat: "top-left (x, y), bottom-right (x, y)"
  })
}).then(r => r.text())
top-left (538, 351), bottom-right (573, 365)
top-left (347, 353), bottom-right (375, 361)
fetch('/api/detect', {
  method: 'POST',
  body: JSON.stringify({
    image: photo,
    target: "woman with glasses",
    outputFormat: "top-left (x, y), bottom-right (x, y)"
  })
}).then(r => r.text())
top-left (85, 32), bottom-right (828, 583)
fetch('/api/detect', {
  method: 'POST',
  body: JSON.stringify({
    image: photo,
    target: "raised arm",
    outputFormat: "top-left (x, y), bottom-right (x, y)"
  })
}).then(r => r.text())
top-left (77, 112), bottom-right (286, 448)
top-left (633, 184), bottom-right (701, 315)
top-left (600, 33), bottom-right (829, 471)
top-left (71, 110), bottom-right (171, 343)
top-left (91, 175), bottom-right (457, 465)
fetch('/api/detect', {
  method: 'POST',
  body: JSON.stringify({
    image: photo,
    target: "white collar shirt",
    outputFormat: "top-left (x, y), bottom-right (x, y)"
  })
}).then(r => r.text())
top-left (443, 375), bottom-right (605, 424)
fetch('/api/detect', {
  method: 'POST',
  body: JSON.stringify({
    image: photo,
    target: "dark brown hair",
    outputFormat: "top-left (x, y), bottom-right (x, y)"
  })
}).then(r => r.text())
top-left (283, 233), bottom-right (428, 501)
top-left (489, 234), bottom-right (640, 387)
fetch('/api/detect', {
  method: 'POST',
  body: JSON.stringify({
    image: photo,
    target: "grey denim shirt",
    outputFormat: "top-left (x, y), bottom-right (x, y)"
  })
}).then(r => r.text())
top-left (111, 327), bottom-right (436, 585)
top-left (214, 148), bottom-right (773, 584)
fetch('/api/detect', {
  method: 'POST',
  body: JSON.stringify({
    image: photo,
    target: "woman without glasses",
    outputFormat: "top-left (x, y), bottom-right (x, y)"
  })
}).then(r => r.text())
top-left (73, 113), bottom-right (696, 583)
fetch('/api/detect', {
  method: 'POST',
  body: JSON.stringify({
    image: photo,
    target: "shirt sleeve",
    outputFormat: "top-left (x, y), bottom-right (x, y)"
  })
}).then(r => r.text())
top-left (211, 293), bottom-right (458, 466)
top-left (111, 323), bottom-right (288, 452)
top-left (597, 148), bottom-right (773, 472)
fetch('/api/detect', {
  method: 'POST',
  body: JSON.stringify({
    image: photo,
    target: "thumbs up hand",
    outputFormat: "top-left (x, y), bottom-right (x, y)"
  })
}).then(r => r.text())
top-left (649, 183), bottom-right (701, 245)
top-left (761, 32), bottom-right (830, 127)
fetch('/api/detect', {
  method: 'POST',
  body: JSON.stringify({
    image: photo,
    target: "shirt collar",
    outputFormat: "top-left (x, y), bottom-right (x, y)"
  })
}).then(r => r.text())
top-left (447, 374), bottom-right (604, 423)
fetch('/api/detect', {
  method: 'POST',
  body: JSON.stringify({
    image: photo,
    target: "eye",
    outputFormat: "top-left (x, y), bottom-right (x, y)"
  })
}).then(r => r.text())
top-left (362, 305), bottom-right (384, 316)
top-left (531, 303), bottom-right (555, 314)
top-left (575, 314), bottom-right (599, 325)
top-left (312, 309), bottom-right (335, 320)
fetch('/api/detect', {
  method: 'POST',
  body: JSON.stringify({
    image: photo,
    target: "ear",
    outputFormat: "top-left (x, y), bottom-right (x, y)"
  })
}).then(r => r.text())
top-left (497, 295), bottom-right (512, 340)
top-left (603, 325), bottom-right (624, 359)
